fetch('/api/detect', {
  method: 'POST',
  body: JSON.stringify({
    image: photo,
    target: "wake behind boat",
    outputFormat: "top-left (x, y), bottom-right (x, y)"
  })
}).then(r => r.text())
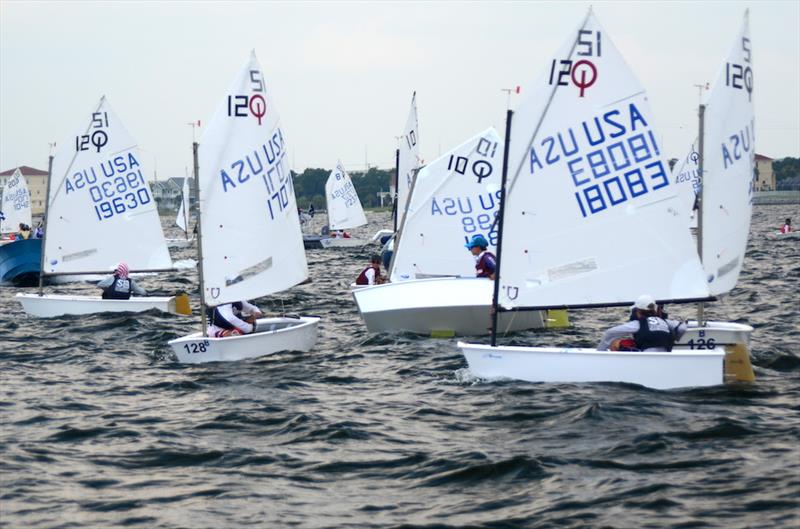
top-left (15, 96), bottom-right (190, 318)
top-left (168, 50), bottom-right (319, 364)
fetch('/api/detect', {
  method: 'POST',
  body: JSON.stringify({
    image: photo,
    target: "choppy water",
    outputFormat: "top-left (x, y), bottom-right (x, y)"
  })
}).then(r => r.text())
top-left (1, 205), bottom-right (798, 529)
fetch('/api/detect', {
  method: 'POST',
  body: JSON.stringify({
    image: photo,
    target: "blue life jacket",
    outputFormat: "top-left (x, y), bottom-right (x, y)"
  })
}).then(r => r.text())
top-left (633, 317), bottom-right (675, 351)
top-left (102, 275), bottom-right (133, 300)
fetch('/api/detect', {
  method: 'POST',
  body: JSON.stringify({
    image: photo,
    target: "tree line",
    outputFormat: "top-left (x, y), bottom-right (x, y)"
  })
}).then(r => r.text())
top-left (292, 167), bottom-right (395, 210)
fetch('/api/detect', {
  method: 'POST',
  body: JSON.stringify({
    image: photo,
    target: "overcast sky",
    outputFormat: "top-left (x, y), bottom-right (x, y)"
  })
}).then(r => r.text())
top-left (1, 0), bottom-right (798, 180)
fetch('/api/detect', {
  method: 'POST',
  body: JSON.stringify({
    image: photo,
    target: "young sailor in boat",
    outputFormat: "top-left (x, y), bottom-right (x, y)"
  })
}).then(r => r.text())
top-left (97, 262), bottom-right (147, 300)
top-left (780, 218), bottom-right (792, 234)
top-left (355, 254), bottom-right (386, 285)
top-left (465, 234), bottom-right (496, 280)
top-left (17, 223), bottom-right (31, 240)
top-left (598, 295), bottom-right (687, 352)
top-left (207, 301), bottom-right (264, 337)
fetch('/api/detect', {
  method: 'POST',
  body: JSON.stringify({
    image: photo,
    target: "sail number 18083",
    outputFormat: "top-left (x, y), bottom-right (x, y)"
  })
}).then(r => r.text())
top-left (184, 340), bottom-right (211, 354)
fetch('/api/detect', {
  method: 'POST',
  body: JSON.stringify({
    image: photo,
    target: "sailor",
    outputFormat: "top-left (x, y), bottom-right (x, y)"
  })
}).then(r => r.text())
top-left (355, 254), bottom-right (385, 285)
top-left (97, 262), bottom-right (146, 300)
top-left (465, 234), bottom-right (496, 279)
top-left (17, 223), bottom-right (31, 240)
top-left (207, 300), bottom-right (264, 337)
top-left (780, 218), bottom-right (792, 234)
top-left (597, 294), bottom-right (687, 352)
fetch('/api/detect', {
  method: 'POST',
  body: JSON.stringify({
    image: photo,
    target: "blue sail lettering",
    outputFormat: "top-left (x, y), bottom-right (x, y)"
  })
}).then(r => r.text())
top-left (529, 146), bottom-right (543, 174)
top-left (478, 192), bottom-right (495, 210)
top-left (542, 137), bottom-right (558, 164)
top-left (443, 198), bottom-right (456, 216)
top-left (246, 151), bottom-right (264, 176)
top-left (558, 128), bottom-right (579, 156)
top-left (113, 155), bottom-right (128, 174)
top-left (604, 110), bottom-right (626, 138)
top-left (457, 197), bottom-right (473, 215)
top-left (101, 160), bottom-right (115, 178)
top-left (220, 169), bottom-right (236, 192)
top-left (628, 103), bottom-right (648, 131)
top-left (582, 117), bottom-right (605, 146)
top-left (430, 198), bottom-right (443, 215)
top-left (721, 144), bottom-right (734, 169)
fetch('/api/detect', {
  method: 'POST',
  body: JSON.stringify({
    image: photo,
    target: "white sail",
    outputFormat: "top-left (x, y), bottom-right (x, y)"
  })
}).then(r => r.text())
top-left (700, 14), bottom-right (755, 296)
top-left (325, 161), bottom-right (367, 230)
top-left (1, 168), bottom-right (32, 234)
top-left (44, 96), bottom-right (172, 274)
top-left (396, 92), bottom-right (420, 223)
top-left (176, 177), bottom-right (189, 234)
top-left (198, 50), bottom-right (307, 306)
top-left (672, 139), bottom-right (701, 229)
top-left (499, 12), bottom-right (709, 309)
top-left (391, 127), bottom-right (502, 282)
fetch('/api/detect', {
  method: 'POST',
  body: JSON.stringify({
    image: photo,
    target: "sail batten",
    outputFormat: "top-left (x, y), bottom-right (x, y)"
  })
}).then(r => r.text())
top-left (497, 12), bottom-right (709, 310)
top-left (198, 51), bottom-right (307, 306)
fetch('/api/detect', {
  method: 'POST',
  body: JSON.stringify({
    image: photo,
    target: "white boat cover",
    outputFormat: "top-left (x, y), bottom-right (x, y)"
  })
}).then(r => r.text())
top-left (391, 128), bottom-right (502, 282)
top-left (325, 161), bottom-right (367, 230)
top-left (700, 13), bottom-right (755, 296)
top-left (1, 168), bottom-right (32, 234)
top-left (198, 50), bottom-right (308, 306)
top-left (498, 11), bottom-right (709, 310)
top-left (396, 92), bottom-right (420, 225)
top-left (45, 96), bottom-right (171, 274)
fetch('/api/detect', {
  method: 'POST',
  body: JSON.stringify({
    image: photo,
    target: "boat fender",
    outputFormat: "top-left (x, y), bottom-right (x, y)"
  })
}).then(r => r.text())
top-left (173, 293), bottom-right (191, 316)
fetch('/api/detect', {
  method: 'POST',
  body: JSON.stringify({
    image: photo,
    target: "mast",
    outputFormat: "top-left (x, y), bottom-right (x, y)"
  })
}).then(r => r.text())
top-left (192, 142), bottom-right (207, 336)
top-left (392, 147), bottom-right (399, 232)
top-left (696, 104), bottom-right (706, 326)
top-left (37, 155), bottom-right (54, 296)
top-left (490, 110), bottom-right (513, 347)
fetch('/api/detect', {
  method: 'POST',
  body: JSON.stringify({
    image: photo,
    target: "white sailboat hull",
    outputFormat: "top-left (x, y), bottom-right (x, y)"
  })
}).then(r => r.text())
top-left (459, 321), bottom-right (753, 390)
top-left (352, 277), bottom-right (546, 336)
top-left (169, 316), bottom-right (319, 363)
top-left (16, 293), bottom-right (184, 318)
top-left (319, 237), bottom-right (367, 249)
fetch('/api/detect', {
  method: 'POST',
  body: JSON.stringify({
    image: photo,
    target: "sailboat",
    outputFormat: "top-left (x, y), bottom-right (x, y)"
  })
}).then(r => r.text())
top-left (168, 51), bottom-right (318, 364)
top-left (318, 161), bottom-right (369, 248)
top-left (394, 91), bottom-right (421, 232)
top-left (378, 92), bottom-right (422, 264)
top-left (167, 176), bottom-right (194, 248)
top-left (457, 11), bottom-right (755, 389)
top-left (672, 139), bottom-right (701, 230)
top-left (0, 168), bottom-right (41, 284)
top-left (1, 168), bottom-right (33, 238)
top-left (353, 128), bottom-right (561, 336)
top-left (16, 96), bottom-right (191, 318)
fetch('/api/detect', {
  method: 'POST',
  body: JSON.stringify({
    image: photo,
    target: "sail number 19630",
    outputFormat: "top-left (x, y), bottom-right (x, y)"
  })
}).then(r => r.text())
top-left (183, 340), bottom-right (211, 354)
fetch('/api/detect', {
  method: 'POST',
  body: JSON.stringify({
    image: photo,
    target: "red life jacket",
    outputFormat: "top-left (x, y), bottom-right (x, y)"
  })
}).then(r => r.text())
top-left (356, 264), bottom-right (380, 285)
top-left (475, 251), bottom-right (497, 278)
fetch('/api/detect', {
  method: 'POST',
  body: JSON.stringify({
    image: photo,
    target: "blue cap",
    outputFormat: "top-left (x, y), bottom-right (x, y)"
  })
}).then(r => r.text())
top-left (465, 234), bottom-right (489, 249)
